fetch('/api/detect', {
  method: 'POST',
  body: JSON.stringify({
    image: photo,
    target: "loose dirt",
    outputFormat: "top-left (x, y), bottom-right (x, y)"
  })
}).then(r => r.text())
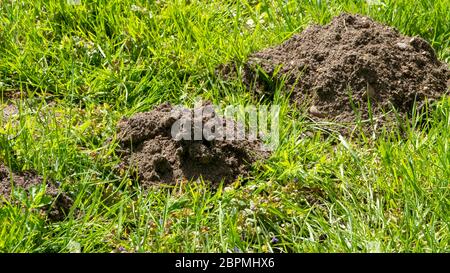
top-left (219, 13), bottom-right (450, 133)
top-left (116, 102), bottom-right (267, 186)
top-left (0, 163), bottom-right (72, 221)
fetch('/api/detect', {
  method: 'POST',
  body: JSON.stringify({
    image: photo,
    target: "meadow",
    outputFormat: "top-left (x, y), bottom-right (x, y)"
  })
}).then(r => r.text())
top-left (0, 0), bottom-right (449, 252)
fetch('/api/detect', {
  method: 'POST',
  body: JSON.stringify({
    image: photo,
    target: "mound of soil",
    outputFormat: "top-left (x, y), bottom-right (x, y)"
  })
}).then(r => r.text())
top-left (116, 103), bottom-right (267, 186)
top-left (219, 13), bottom-right (450, 133)
top-left (0, 164), bottom-right (72, 221)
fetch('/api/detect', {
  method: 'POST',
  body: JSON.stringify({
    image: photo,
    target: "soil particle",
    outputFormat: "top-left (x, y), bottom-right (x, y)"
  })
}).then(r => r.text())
top-left (219, 13), bottom-right (450, 133)
top-left (116, 102), bottom-right (268, 186)
top-left (0, 163), bottom-right (72, 221)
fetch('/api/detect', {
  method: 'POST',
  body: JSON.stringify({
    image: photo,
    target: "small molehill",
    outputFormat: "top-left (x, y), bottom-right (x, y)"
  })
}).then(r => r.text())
top-left (0, 164), bottom-right (72, 221)
top-left (219, 13), bottom-right (450, 133)
top-left (116, 103), bottom-right (267, 186)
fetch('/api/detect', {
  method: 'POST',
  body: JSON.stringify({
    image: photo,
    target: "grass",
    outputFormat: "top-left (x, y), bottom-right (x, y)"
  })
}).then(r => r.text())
top-left (0, 0), bottom-right (449, 252)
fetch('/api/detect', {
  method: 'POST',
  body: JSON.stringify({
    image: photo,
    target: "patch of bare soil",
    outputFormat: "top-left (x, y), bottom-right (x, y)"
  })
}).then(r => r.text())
top-left (0, 163), bottom-right (72, 221)
top-left (1, 103), bottom-right (18, 121)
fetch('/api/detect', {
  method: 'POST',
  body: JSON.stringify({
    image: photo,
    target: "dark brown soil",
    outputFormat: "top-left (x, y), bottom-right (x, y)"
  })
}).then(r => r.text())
top-left (0, 163), bottom-right (72, 221)
top-left (1, 91), bottom-right (23, 101)
top-left (116, 102), bottom-right (267, 186)
top-left (219, 13), bottom-right (450, 133)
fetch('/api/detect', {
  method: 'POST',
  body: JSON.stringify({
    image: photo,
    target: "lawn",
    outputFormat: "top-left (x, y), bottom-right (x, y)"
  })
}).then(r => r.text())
top-left (0, 0), bottom-right (449, 253)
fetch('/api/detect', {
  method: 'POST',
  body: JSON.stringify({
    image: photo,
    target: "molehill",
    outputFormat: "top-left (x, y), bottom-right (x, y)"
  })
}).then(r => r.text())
top-left (116, 103), bottom-right (267, 186)
top-left (219, 13), bottom-right (450, 133)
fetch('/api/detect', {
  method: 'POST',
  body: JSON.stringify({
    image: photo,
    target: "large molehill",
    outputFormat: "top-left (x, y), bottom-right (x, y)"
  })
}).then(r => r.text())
top-left (219, 13), bottom-right (450, 133)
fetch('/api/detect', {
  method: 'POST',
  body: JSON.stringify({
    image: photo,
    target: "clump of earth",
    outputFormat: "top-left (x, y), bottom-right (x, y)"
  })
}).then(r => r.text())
top-left (0, 163), bottom-right (72, 221)
top-left (218, 13), bottom-right (450, 133)
top-left (116, 102), bottom-right (268, 186)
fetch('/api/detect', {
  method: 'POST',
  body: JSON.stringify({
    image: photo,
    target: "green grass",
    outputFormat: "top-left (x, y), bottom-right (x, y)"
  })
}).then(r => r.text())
top-left (0, 0), bottom-right (449, 252)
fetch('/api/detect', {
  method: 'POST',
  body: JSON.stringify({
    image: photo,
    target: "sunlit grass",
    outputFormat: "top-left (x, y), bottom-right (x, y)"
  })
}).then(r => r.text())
top-left (0, 0), bottom-right (449, 252)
